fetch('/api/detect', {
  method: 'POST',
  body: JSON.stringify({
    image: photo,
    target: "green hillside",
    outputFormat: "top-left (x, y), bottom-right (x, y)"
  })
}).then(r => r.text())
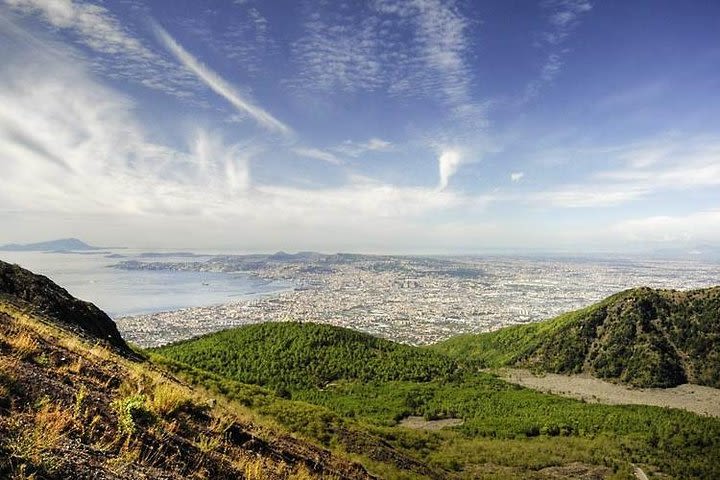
top-left (154, 317), bottom-right (720, 479)
top-left (153, 322), bottom-right (466, 392)
top-left (433, 287), bottom-right (720, 388)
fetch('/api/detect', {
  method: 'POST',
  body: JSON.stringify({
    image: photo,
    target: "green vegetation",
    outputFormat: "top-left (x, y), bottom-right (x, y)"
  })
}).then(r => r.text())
top-left (154, 322), bottom-right (468, 391)
top-left (6, 259), bottom-right (720, 479)
top-left (433, 287), bottom-right (720, 388)
top-left (154, 319), bottom-right (720, 479)
top-left (112, 394), bottom-right (153, 434)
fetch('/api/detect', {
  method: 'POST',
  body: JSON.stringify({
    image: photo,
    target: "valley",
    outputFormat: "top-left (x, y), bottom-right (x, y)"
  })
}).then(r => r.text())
top-left (2, 259), bottom-right (720, 479)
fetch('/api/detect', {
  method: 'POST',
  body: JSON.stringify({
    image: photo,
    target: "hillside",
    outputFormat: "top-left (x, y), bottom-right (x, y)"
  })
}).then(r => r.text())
top-left (433, 287), bottom-right (720, 388)
top-left (0, 261), bottom-right (132, 356)
top-left (4, 263), bottom-right (720, 479)
top-left (155, 319), bottom-right (720, 479)
top-left (0, 263), bottom-right (384, 479)
top-left (153, 322), bottom-right (467, 391)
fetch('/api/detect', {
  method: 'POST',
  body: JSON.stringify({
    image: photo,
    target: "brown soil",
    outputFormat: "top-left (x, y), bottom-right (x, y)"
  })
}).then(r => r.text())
top-left (496, 368), bottom-right (720, 417)
top-left (397, 416), bottom-right (464, 430)
top-left (0, 309), bottom-right (376, 479)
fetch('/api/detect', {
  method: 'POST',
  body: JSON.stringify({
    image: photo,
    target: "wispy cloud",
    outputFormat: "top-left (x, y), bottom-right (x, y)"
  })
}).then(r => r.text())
top-left (511, 172), bottom-right (524, 182)
top-left (333, 138), bottom-right (393, 157)
top-left (528, 134), bottom-right (720, 207)
top-left (4, 0), bottom-right (197, 98)
top-left (541, 0), bottom-right (593, 44)
top-left (523, 0), bottom-right (593, 99)
top-left (612, 210), bottom-right (720, 244)
top-left (175, 5), bottom-right (278, 78)
top-left (292, 147), bottom-right (343, 165)
top-left (289, 7), bottom-right (383, 94)
top-left (531, 185), bottom-right (649, 208)
top-left (290, 0), bottom-right (476, 110)
top-left (0, 21), bottom-right (496, 251)
top-left (152, 22), bottom-right (292, 136)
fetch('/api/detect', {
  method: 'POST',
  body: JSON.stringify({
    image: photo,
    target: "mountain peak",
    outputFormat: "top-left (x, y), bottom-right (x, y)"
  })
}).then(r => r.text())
top-left (0, 238), bottom-right (101, 252)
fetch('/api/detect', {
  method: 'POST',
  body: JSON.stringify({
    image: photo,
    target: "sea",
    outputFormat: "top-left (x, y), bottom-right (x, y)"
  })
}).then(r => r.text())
top-left (0, 250), bottom-right (291, 318)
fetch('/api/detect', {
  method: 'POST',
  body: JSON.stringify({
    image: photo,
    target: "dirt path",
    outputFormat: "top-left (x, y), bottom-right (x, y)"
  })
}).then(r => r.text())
top-left (633, 465), bottom-right (649, 480)
top-left (496, 368), bottom-right (720, 417)
top-left (398, 416), bottom-right (464, 430)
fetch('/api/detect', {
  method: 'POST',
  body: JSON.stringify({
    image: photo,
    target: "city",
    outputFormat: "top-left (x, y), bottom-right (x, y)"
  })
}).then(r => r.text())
top-left (115, 253), bottom-right (720, 347)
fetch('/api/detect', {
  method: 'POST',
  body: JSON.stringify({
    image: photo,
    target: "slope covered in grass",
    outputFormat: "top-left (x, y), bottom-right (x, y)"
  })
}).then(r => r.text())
top-left (0, 262), bottom-right (386, 480)
top-left (154, 322), bottom-right (467, 391)
top-left (433, 287), bottom-right (720, 388)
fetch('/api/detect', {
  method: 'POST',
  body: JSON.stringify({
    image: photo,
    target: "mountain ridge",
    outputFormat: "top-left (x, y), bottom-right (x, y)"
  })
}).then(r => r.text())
top-left (0, 238), bottom-right (101, 252)
top-left (433, 286), bottom-right (720, 388)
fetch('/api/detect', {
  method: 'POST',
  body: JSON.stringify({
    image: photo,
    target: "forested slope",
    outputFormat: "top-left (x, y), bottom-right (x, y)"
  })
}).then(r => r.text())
top-left (433, 287), bottom-right (720, 388)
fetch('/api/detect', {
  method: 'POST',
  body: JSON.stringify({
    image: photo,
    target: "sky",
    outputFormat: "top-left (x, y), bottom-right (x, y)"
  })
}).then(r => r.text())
top-left (0, 0), bottom-right (719, 253)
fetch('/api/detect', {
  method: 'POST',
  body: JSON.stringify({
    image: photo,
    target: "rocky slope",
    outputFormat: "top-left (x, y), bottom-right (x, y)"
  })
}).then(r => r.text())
top-left (0, 261), bottom-right (377, 479)
top-left (0, 260), bottom-right (132, 356)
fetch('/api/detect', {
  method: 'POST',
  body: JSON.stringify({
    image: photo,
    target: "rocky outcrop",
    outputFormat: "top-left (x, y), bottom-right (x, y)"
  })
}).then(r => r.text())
top-left (0, 260), bottom-right (133, 357)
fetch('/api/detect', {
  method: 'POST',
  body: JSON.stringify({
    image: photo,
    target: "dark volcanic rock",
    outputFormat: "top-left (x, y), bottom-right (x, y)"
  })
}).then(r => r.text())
top-left (0, 260), bottom-right (134, 357)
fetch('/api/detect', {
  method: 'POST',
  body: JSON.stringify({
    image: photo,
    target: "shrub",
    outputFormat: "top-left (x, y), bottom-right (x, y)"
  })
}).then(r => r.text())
top-left (112, 394), bottom-right (153, 435)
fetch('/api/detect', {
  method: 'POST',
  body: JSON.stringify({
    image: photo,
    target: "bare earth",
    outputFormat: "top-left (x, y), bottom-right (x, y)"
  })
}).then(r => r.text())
top-left (398, 416), bottom-right (464, 430)
top-left (496, 368), bottom-right (720, 417)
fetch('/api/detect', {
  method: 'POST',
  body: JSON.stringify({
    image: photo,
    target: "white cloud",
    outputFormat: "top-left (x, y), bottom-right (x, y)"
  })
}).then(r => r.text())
top-left (152, 22), bottom-right (292, 135)
top-left (290, 0), bottom-right (476, 109)
top-left (541, 0), bottom-right (593, 44)
top-left (437, 148), bottom-right (462, 190)
top-left (333, 138), bottom-right (393, 157)
top-left (364, 137), bottom-right (393, 151)
top-left (4, 0), bottom-right (197, 97)
top-left (523, 0), bottom-right (592, 100)
top-left (596, 136), bottom-right (720, 189)
top-left (531, 185), bottom-right (648, 208)
top-left (528, 134), bottom-right (720, 207)
top-left (510, 172), bottom-right (524, 182)
top-left (0, 22), bottom-right (499, 251)
top-left (177, 6), bottom-right (278, 78)
top-left (0, 26), bottom-right (253, 218)
top-left (292, 147), bottom-right (343, 165)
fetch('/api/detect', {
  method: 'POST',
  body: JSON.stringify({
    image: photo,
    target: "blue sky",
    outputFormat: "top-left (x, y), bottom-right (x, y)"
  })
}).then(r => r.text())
top-left (0, 0), bottom-right (719, 253)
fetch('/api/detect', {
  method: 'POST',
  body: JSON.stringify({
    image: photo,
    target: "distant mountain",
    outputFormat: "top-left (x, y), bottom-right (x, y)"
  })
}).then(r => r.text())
top-left (433, 286), bottom-right (720, 388)
top-left (0, 237), bottom-right (101, 252)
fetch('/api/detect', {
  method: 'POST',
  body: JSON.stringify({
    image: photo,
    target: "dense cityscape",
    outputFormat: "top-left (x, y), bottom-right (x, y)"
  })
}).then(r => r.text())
top-left (116, 253), bottom-right (720, 347)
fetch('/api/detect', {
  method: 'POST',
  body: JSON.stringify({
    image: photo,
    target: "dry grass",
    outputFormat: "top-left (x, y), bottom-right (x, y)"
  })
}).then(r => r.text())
top-left (289, 465), bottom-right (316, 480)
top-left (0, 303), bottom-right (343, 480)
top-left (148, 382), bottom-right (192, 417)
top-left (7, 332), bottom-right (40, 360)
top-left (106, 440), bottom-right (141, 475)
top-left (6, 403), bottom-right (75, 471)
top-left (195, 433), bottom-right (221, 453)
top-left (0, 356), bottom-right (19, 404)
top-left (59, 356), bottom-right (85, 376)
